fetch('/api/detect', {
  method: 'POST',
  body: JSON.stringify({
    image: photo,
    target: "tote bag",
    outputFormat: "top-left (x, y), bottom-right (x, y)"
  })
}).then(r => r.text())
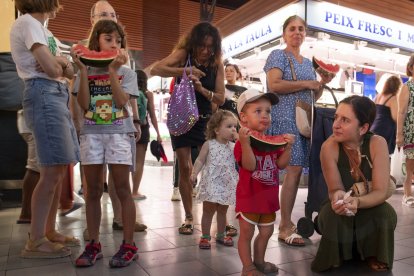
top-left (167, 56), bottom-right (199, 136)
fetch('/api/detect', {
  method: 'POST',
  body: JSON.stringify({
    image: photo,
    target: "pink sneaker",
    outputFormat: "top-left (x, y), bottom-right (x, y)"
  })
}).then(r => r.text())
top-left (75, 241), bottom-right (102, 267)
top-left (109, 241), bottom-right (138, 268)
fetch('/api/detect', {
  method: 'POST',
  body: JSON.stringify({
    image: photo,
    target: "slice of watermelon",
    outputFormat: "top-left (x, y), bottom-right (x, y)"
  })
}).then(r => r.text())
top-left (249, 130), bottom-right (287, 152)
top-left (73, 44), bottom-right (118, 68)
top-left (312, 57), bottom-right (340, 76)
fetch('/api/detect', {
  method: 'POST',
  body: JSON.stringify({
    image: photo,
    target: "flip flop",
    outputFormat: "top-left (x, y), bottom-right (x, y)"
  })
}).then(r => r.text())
top-left (16, 218), bottom-right (31, 224)
top-left (367, 257), bottom-right (389, 272)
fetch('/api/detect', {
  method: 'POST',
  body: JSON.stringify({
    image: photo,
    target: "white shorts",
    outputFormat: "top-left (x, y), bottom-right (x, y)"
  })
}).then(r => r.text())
top-left (80, 133), bottom-right (135, 166)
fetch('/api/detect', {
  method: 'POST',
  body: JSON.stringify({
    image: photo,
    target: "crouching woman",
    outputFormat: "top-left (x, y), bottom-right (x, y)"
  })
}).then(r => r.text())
top-left (311, 95), bottom-right (397, 272)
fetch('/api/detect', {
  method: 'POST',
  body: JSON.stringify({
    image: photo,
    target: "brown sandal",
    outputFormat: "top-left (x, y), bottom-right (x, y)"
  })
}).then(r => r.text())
top-left (46, 231), bottom-right (80, 247)
top-left (21, 237), bottom-right (71, 259)
top-left (242, 264), bottom-right (265, 276)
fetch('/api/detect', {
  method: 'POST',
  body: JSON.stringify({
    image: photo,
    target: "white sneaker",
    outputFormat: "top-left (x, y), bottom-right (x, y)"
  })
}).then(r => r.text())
top-left (171, 187), bottom-right (181, 201)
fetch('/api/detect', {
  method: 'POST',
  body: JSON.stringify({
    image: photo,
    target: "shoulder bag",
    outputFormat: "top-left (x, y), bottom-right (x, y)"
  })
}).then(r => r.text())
top-left (343, 145), bottom-right (396, 199)
top-left (286, 54), bottom-right (312, 138)
top-left (167, 56), bottom-right (199, 136)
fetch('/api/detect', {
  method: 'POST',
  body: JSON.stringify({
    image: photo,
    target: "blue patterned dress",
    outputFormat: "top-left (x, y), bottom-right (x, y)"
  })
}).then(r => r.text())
top-left (263, 49), bottom-right (316, 167)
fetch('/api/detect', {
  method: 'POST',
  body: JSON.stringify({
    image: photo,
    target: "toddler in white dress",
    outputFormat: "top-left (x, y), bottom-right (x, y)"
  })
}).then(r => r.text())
top-left (191, 110), bottom-right (239, 249)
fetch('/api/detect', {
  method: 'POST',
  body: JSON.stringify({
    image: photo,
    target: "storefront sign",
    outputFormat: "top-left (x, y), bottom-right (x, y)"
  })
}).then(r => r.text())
top-left (307, 1), bottom-right (414, 51)
top-left (221, 3), bottom-right (304, 59)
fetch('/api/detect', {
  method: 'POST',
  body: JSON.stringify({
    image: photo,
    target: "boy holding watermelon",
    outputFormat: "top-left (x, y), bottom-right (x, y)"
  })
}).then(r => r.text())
top-left (235, 88), bottom-right (295, 275)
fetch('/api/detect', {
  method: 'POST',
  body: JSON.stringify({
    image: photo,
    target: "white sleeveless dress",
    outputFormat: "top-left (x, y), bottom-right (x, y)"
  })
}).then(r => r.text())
top-left (196, 139), bottom-right (238, 205)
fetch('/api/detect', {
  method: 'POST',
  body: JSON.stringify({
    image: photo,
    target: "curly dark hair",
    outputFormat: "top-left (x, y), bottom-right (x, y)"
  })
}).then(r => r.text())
top-left (205, 110), bottom-right (237, 140)
top-left (175, 22), bottom-right (222, 67)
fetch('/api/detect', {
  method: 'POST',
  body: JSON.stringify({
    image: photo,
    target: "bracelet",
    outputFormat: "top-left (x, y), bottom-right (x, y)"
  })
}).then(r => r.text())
top-left (208, 90), bottom-right (214, 102)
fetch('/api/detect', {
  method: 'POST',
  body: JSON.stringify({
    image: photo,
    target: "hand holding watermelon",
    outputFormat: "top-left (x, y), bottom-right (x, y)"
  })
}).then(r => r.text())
top-left (282, 133), bottom-right (295, 148)
top-left (312, 57), bottom-right (339, 84)
top-left (108, 48), bottom-right (127, 71)
top-left (238, 126), bottom-right (251, 145)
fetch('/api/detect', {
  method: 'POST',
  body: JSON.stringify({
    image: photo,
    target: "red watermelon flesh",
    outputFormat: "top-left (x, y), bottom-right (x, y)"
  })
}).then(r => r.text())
top-left (73, 44), bottom-right (118, 67)
top-left (312, 57), bottom-right (340, 76)
top-left (249, 130), bottom-right (287, 152)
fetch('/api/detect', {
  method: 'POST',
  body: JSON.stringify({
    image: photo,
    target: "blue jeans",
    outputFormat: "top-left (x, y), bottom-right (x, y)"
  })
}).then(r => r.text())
top-left (23, 78), bottom-right (80, 166)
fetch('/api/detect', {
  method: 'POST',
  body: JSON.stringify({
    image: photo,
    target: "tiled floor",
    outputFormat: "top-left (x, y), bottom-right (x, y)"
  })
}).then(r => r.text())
top-left (1, 165), bottom-right (414, 275)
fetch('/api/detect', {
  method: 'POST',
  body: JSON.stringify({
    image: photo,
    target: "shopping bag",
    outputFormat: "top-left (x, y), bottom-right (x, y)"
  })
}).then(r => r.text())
top-left (390, 146), bottom-right (406, 186)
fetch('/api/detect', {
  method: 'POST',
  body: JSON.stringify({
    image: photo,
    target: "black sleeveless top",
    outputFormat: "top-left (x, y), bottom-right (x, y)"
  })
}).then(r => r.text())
top-left (370, 96), bottom-right (395, 154)
top-left (337, 132), bottom-right (373, 191)
top-left (175, 61), bottom-right (217, 115)
top-left (194, 63), bottom-right (217, 115)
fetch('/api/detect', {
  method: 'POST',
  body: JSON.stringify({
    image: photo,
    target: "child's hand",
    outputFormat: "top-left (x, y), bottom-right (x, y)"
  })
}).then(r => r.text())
top-left (70, 44), bottom-right (86, 70)
top-left (283, 134), bottom-right (295, 146)
top-left (190, 172), bottom-right (197, 184)
top-left (238, 126), bottom-right (250, 145)
top-left (109, 48), bottom-right (127, 70)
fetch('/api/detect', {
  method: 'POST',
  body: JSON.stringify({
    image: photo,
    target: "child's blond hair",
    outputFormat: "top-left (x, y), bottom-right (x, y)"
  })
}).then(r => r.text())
top-left (205, 110), bottom-right (237, 140)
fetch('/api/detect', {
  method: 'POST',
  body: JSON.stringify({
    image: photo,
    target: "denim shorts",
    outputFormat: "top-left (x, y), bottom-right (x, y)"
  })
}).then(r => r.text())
top-left (23, 78), bottom-right (80, 166)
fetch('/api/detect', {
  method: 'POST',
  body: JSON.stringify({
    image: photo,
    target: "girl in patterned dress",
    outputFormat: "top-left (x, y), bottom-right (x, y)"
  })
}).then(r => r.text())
top-left (191, 110), bottom-right (239, 249)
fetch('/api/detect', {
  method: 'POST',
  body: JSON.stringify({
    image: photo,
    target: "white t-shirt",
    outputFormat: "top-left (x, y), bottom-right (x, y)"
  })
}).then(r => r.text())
top-left (10, 14), bottom-right (61, 81)
top-left (73, 65), bottom-right (139, 135)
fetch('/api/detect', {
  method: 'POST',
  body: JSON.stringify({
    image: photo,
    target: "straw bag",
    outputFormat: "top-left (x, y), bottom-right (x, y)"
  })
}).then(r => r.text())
top-left (167, 56), bottom-right (199, 136)
top-left (343, 145), bottom-right (396, 199)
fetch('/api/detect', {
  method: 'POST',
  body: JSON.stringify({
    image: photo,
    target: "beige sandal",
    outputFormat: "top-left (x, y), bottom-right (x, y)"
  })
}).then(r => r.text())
top-left (21, 237), bottom-right (71, 259)
top-left (242, 264), bottom-right (265, 276)
top-left (46, 231), bottom-right (80, 247)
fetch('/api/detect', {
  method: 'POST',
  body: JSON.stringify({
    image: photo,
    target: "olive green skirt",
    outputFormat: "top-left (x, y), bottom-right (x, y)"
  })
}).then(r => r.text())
top-left (311, 200), bottom-right (397, 272)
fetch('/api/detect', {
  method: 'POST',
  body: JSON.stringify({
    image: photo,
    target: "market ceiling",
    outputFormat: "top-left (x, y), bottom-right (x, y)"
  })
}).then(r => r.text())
top-left (190, 0), bottom-right (249, 10)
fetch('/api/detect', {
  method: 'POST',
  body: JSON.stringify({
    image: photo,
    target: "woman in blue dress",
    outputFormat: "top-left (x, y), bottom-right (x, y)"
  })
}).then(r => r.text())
top-left (264, 15), bottom-right (333, 246)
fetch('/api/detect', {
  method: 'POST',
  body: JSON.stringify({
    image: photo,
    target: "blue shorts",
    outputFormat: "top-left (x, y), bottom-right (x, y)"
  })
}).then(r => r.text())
top-left (23, 78), bottom-right (80, 166)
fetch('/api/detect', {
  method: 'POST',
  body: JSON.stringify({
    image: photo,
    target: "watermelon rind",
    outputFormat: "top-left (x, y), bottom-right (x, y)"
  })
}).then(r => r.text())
top-left (79, 56), bottom-right (115, 68)
top-left (74, 44), bottom-right (117, 68)
top-left (250, 133), bottom-right (287, 152)
top-left (312, 57), bottom-right (340, 74)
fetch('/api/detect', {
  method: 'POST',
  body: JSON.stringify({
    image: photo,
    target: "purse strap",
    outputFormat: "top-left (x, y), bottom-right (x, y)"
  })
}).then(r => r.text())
top-left (183, 55), bottom-right (192, 78)
top-left (285, 52), bottom-right (297, 81)
top-left (342, 145), bottom-right (370, 192)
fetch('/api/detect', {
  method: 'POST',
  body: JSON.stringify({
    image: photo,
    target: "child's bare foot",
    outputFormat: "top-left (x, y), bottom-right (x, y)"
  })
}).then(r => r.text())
top-left (367, 257), bottom-right (388, 272)
top-left (241, 264), bottom-right (264, 276)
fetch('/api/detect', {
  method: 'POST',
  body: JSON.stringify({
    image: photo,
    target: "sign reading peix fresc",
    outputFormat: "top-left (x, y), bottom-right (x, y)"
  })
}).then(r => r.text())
top-left (221, 0), bottom-right (414, 59)
top-left (307, 1), bottom-right (414, 51)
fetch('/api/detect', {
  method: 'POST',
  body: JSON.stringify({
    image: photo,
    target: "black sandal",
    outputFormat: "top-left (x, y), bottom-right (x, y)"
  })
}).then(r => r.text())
top-left (178, 215), bottom-right (193, 235)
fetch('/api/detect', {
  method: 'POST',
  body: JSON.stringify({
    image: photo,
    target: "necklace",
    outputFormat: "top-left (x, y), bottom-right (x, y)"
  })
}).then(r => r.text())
top-left (194, 58), bottom-right (208, 67)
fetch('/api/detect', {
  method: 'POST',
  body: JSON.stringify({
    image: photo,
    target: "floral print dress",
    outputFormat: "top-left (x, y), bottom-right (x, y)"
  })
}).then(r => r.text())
top-left (403, 80), bottom-right (414, 158)
top-left (196, 139), bottom-right (238, 205)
